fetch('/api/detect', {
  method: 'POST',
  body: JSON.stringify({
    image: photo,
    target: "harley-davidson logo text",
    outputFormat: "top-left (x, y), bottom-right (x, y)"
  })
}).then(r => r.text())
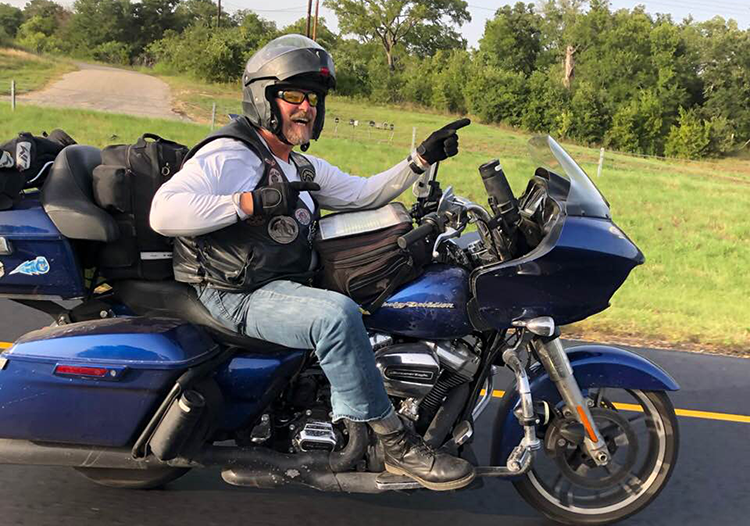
top-left (382, 301), bottom-right (455, 309)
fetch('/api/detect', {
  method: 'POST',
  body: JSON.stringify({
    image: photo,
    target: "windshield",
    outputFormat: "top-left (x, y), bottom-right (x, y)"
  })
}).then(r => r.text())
top-left (528, 136), bottom-right (610, 219)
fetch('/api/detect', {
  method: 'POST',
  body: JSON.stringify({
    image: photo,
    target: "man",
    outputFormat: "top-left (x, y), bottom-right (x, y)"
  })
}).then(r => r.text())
top-left (150, 35), bottom-right (473, 491)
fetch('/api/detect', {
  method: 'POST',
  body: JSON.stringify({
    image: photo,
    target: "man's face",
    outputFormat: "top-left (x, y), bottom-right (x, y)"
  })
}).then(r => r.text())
top-left (275, 89), bottom-right (318, 145)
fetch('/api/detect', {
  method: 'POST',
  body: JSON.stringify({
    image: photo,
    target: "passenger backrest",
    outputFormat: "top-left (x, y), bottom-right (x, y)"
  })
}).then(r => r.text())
top-left (41, 145), bottom-right (119, 243)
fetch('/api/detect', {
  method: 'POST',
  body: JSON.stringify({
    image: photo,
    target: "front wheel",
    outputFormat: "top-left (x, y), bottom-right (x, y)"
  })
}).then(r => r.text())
top-left (513, 389), bottom-right (679, 526)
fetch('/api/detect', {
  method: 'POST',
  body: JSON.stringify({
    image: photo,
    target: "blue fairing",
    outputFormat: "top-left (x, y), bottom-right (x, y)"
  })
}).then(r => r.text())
top-left (0, 197), bottom-right (85, 299)
top-left (490, 345), bottom-right (679, 467)
top-left (365, 264), bottom-right (472, 339)
top-left (472, 217), bottom-right (644, 329)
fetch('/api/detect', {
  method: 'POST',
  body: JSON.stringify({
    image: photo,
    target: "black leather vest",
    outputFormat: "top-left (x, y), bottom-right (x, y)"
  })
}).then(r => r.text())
top-left (172, 117), bottom-right (318, 292)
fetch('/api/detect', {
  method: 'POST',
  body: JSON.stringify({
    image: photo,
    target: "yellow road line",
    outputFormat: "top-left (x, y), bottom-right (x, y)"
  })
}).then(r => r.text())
top-left (482, 390), bottom-right (750, 424)
top-left (1, 343), bottom-right (748, 424)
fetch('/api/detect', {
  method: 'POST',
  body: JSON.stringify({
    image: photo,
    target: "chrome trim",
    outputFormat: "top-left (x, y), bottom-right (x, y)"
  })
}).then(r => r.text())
top-left (0, 293), bottom-right (80, 301)
top-left (472, 373), bottom-right (495, 421)
top-left (531, 337), bottom-right (609, 465)
top-left (513, 316), bottom-right (555, 337)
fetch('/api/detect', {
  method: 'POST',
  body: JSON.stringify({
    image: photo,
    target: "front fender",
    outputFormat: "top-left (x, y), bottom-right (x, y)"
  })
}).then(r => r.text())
top-left (490, 344), bottom-right (679, 466)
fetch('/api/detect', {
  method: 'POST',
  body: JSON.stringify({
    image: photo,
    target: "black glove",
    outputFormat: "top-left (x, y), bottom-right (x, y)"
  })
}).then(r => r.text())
top-left (416, 118), bottom-right (471, 165)
top-left (252, 181), bottom-right (320, 217)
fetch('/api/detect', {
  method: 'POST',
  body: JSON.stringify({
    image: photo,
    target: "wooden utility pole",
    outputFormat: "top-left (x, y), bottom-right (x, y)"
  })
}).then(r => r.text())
top-left (217, 0), bottom-right (221, 28)
top-left (306, 0), bottom-right (313, 37)
top-left (312, 0), bottom-right (320, 41)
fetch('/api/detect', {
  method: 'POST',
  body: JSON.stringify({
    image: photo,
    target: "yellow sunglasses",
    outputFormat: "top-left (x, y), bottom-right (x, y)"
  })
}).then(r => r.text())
top-left (277, 90), bottom-right (319, 107)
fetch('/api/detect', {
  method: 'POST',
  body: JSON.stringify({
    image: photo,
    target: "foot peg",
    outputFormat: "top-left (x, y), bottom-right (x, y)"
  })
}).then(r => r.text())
top-left (375, 471), bottom-right (422, 491)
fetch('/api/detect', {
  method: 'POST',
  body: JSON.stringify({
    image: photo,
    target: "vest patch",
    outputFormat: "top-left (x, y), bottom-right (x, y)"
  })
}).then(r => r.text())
top-left (300, 167), bottom-right (315, 182)
top-left (268, 167), bottom-right (284, 184)
top-left (295, 208), bottom-right (312, 226)
top-left (268, 216), bottom-right (300, 244)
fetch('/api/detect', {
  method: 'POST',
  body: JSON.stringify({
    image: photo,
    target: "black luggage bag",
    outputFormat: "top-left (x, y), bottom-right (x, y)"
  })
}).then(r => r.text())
top-left (314, 204), bottom-right (431, 313)
top-left (92, 133), bottom-right (188, 280)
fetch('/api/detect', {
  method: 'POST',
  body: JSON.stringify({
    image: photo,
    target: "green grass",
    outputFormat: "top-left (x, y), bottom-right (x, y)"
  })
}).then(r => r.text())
top-left (0, 48), bottom-right (77, 96)
top-left (2, 83), bottom-right (749, 352)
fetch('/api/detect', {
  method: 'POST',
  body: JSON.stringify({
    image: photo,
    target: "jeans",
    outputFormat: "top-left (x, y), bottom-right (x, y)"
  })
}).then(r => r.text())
top-left (196, 280), bottom-right (393, 423)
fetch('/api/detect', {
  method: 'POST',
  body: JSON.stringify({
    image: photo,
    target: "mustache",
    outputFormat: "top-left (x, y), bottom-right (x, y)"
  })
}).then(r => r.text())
top-left (290, 110), bottom-right (313, 121)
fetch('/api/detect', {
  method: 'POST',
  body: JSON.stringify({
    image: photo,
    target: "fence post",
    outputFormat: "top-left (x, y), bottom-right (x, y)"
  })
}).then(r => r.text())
top-left (411, 127), bottom-right (417, 150)
top-left (597, 147), bottom-right (605, 177)
top-left (210, 102), bottom-right (217, 131)
top-left (11, 80), bottom-right (16, 111)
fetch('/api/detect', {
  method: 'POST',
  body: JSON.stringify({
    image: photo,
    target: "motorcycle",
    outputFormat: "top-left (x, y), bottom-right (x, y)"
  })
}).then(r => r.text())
top-left (0, 135), bottom-right (678, 525)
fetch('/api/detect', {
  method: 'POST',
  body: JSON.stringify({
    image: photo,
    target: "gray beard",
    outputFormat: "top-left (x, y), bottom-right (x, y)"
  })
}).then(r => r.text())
top-left (282, 121), bottom-right (313, 145)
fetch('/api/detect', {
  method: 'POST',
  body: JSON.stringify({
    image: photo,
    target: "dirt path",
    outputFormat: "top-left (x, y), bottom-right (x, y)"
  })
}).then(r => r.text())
top-left (18, 62), bottom-right (187, 121)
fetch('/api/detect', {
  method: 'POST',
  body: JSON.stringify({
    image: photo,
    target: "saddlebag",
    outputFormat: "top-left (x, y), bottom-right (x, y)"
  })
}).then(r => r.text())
top-left (92, 134), bottom-right (188, 281)
top-left (0, 318), bottom-right (217, 447)
top-left (314, 203), bottom-right (430, 313)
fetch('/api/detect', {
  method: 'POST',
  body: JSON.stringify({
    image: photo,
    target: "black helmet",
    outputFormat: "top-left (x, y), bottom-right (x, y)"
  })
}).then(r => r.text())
top-left (242, 35), bottom-right (336, 144)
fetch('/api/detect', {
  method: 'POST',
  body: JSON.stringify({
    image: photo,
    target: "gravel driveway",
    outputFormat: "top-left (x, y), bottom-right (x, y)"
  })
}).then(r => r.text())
top-left (18, 62), bottom-right (186, 121)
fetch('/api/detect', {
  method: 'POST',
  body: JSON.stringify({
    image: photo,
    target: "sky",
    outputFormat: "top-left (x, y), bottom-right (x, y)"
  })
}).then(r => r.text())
top-left (5, 0), bottom-right (750, 49)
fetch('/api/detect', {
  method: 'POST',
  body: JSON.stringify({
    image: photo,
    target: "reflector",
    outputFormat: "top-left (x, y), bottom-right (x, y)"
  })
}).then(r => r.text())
top-left (55, 365), bottom-right (108, 377)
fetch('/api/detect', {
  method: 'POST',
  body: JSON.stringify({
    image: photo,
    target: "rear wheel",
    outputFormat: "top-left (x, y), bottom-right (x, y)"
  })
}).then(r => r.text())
top-left (513, 389), bottom-right (679, 526)
top-left (73, 467), bottom-right (191, 489)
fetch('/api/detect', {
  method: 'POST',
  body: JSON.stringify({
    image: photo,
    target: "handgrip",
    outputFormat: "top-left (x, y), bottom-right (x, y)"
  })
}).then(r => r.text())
top-left (397, 221), bottom-right (436, 249)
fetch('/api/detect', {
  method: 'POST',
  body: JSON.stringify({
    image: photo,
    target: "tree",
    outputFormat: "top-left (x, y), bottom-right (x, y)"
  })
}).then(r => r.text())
top-left (0, 3), bottom-right (23, 38)
top-left (67, 0), bottom-right (136, 58)
top-left (479, 2), bottom-right (543, 75)
top-left (132, 0), bottom-right (182, 54)
top-left (174, 0), bottom-right (216, 28)
top-left (324, 0), bottom-right (470, 70)
top-left (279, 16), bottom-right (337, 51)
top-left (22, 0), bottom-right (66, 21)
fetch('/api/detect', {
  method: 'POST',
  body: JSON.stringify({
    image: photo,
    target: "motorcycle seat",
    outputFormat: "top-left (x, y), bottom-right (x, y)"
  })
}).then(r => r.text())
top-left (115, 279), bottom-right (297, 353)
top-left (41, 145), bottom-right (120, 242)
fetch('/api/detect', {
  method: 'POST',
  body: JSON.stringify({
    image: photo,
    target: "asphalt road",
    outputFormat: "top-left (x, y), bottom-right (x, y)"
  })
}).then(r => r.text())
top-left (0, 299), bottom-right (748, 526)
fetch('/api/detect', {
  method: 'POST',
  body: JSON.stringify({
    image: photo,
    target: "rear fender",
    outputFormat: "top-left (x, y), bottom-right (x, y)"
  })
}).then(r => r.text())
top-left (490, 344), bottom-right (679, 466)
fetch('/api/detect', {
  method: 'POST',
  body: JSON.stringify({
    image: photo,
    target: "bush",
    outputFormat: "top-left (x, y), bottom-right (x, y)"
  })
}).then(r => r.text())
top-left (428, 50), bottom-right (470, 114)
top-left (606, 89), bottom-right (666, 155)
top-left (561, 81), bottom-right (610, 144)
top-left (464, 66), bottom-right (527, 126)
top-left (522, 68), bottom-right (568, 132)
top-left (148, 24), bottom-right (252, 83)
top-left (92, 41), bottom-right (133, 65)
top-left (664, 107), bottom-right (710, 159)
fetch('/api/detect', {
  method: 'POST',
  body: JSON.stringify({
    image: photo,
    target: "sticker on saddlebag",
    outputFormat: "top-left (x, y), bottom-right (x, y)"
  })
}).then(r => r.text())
top-left (0, 151), bottom-right (14, 169)
top-left (15, 141), bottom-right (32, 171)
top-left (10, 256), bottom-right (50, 276)
top-left (0, 261), bottom-right (4, 278)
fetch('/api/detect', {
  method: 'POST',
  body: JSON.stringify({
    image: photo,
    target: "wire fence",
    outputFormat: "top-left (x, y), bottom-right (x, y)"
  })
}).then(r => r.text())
top-left (7, 79), bottom-right (749, 172)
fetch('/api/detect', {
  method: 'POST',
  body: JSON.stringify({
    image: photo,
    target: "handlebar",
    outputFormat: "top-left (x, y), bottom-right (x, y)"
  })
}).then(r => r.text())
top-left (397, 213), bottom-right (446, 249)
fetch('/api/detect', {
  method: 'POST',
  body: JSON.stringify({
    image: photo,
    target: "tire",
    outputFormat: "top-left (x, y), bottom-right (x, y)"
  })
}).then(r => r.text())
top-left (513, 390), bottom-right (679, 526)
top-left (73, 467), bottom-right (191, 489)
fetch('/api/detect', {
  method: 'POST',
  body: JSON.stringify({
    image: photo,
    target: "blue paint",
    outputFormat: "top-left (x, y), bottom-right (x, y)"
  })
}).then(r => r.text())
top-left (365, 264), bottom-right (472, 339)
top-left (0, 319), bottom-right (218, 446)
top-left (473, 217), bottom-right (644, 329)
top-left (490, 344), bottom-right (680, 468)
top-left (0, 198), bottom-right (84, 298)
top-left (214, 350), bottom-right (307, 430)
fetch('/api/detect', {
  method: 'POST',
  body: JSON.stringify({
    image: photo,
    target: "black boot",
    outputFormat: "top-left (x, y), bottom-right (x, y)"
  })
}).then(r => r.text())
top-left (379, 426), bottom-right (475, 491)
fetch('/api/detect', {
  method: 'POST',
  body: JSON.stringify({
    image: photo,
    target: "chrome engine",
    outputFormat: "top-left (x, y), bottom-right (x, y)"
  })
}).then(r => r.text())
top-left (371, 335), bottom-right (482, 421)
top-left (374, 343), bottom-right (441, 398)
top-left (292, 420), bottom-right (339, 452)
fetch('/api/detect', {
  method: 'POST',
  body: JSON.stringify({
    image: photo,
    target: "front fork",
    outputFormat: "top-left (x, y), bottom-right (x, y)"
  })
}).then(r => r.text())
top-left (530, 337), bottom-right (611, 466)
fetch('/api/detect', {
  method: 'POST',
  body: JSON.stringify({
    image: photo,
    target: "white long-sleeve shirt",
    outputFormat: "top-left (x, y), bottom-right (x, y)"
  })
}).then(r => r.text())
top-left (150, 138), bottom-right (421, 237)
